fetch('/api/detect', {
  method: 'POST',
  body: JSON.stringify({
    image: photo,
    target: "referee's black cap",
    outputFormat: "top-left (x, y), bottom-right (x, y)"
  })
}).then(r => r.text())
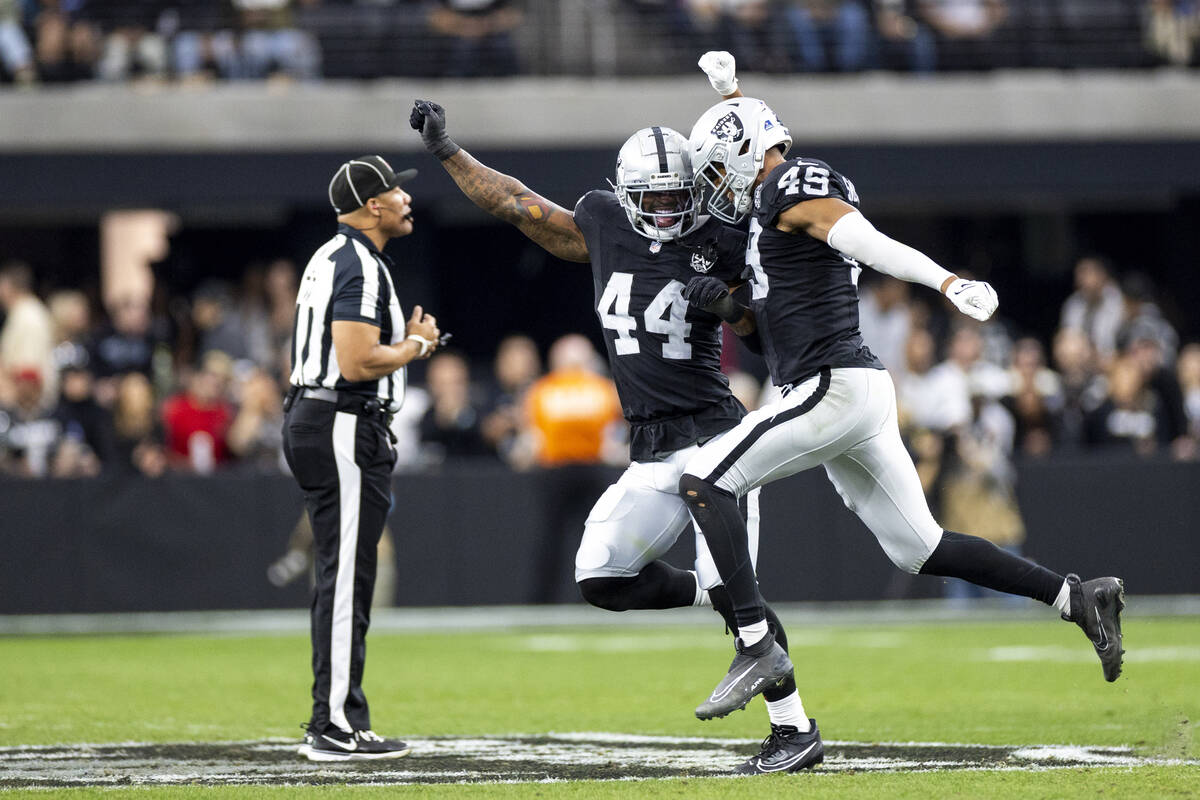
top-left (328, 155), bottom-right (418, 214)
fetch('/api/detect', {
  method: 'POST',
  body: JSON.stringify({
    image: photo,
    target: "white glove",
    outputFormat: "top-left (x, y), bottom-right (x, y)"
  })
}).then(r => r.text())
top-left (945, 278), bottom-right (999, 322)
top-left (698, 51), bottom-right (738, 96)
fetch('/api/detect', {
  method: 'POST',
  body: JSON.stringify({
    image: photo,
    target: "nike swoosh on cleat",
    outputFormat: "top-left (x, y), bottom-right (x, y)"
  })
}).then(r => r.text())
top-left (320, 735), bottom-right (358, 751)
top-left (1093, 607), bottom-right (1109, 650)
top-left (756, 742), bottom-right (818, 773)
top-left (709, 664), bottom-right (758, 703)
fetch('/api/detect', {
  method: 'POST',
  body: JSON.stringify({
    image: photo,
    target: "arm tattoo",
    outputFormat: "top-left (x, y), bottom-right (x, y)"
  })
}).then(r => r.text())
top-left (442, 150), bottom-right (588, 262)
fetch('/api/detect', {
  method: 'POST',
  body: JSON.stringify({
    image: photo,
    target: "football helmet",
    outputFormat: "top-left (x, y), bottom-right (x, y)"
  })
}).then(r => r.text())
top-left (687, 98), bottom-right (791, 224)
top-left (611, 126), bottom-right (701, 242)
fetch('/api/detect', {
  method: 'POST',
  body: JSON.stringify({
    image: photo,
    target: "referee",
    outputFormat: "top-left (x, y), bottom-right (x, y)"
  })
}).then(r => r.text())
top-left (285, 155), bottom-right (440, 762)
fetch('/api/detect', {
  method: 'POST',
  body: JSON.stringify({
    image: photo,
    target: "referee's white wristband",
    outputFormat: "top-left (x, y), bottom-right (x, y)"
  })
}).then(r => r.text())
top-left (406, 334), bottom-right (433, 357)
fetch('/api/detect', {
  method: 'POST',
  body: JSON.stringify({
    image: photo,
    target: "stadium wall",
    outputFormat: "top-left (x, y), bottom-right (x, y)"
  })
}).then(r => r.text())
top-left (2, 458), bottom-right (1194, 614)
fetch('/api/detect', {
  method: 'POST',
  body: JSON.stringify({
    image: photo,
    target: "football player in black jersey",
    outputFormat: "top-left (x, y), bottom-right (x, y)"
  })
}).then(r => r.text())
top-left (675, 53), bottom-right (1126, 748)
top-left (410, 99), bottom-right (817, 774)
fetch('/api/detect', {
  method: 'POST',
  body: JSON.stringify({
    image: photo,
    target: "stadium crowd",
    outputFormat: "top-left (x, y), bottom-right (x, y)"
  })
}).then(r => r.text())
top-left (0, 251), bottom-right (1196, 482)
top-left (0, 0), bottom-right (1197, 86)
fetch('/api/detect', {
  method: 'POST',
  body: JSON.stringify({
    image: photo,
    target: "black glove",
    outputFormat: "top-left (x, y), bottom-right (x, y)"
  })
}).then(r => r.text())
top-left (682, 275), bottom-right (740, 322)
top-left (410, 99), bottom-right (461, 161)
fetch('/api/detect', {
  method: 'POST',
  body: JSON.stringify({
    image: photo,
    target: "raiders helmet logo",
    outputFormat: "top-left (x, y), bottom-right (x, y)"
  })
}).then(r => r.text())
top-left (711, 112), bottom-right (744, 143)
top-left (690, 252), bottom-right (714, 273)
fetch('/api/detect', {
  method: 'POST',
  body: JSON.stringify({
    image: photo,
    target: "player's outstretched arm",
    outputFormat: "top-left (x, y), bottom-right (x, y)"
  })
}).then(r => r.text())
top-left (698, 51), bottom-right (744, 99)
top-left (410, 100), bottom-right (589, 264)
top-left (778, 197), bottom-right (999, 322)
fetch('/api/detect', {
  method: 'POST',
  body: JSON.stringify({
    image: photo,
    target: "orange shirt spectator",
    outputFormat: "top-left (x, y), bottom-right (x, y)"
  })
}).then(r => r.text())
top-left (522, 335), bottom-right (623, 467)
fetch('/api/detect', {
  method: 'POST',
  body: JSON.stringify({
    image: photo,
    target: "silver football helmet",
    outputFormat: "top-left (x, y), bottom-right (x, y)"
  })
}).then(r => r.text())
top-left (611, 126), bottom-right (701, 242)
top-left (687, 98), bottom-right (792, 224)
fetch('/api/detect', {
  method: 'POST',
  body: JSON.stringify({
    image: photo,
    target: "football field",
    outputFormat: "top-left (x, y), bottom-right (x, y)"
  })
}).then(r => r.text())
top-left (1, 606), bottom-right (1197, 798)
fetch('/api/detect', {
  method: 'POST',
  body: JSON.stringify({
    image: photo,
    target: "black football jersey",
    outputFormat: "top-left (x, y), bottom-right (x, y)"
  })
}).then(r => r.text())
top-left (574, 190), bottom-right (747, 461)
top-left (748, 156), bottom-right (884, 387)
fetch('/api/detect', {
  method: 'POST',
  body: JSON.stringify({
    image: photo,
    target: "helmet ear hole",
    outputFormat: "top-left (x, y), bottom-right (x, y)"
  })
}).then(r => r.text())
top-left (738, 139), bottom-right (751, 156)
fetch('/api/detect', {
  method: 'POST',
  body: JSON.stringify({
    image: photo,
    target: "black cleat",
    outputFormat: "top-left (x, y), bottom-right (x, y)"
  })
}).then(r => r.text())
top-left (695, 634), bottom-right (793, 720)
top-left (1063, 573), bottom-right (1125, 682)
top-left (734, 719), bottom-right (824, 775)
top-left (301, 726), bottom-right (412, 761)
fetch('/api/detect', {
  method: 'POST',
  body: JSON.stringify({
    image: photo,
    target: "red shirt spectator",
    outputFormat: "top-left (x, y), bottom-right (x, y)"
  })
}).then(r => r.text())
top-left (162, 353), bottom-right (234, 472)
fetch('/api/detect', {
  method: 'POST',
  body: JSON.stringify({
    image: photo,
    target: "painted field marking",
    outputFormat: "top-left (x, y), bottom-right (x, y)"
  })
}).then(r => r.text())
top-left (0, 734), bottom-right (1194, 788)
top-left (983, 645), bottom-right (1200, 663)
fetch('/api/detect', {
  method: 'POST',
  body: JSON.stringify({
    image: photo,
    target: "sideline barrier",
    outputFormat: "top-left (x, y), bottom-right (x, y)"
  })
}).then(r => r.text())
top-left (0, 458), bottom-right (1194, 614)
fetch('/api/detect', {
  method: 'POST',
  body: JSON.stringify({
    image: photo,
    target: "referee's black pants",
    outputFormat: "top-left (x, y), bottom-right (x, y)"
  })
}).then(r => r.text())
top-left (282, 395), bottom-right (396, 735)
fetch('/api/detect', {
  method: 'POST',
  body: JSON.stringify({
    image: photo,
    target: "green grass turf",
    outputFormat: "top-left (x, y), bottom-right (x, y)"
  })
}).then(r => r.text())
top-left (1, 616), bottom-right (1197, 796)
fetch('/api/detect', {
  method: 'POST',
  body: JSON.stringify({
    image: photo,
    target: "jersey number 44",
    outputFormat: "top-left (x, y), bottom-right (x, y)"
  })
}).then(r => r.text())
top-left (597, 272), bottom-right (693, 360)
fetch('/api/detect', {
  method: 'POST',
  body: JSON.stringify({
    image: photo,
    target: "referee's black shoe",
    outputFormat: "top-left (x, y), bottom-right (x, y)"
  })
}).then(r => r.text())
top-left (695, 633), bottom-right (793, 720)
top-left (300, 725), bottom-right (412, 761)
top-left (734, 719), bottom-right (824, 775)
top-left (1063, 573), bottom-right (1126, 682)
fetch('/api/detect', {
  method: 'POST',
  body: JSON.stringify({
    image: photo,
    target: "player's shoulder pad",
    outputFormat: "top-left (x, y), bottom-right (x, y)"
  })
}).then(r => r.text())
top-left (574, 189), bottom-right (619, 217)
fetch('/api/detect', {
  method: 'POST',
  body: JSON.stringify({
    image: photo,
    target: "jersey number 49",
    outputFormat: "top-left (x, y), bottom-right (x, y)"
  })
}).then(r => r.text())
top-left (597, 272), bottom-right (693, 360)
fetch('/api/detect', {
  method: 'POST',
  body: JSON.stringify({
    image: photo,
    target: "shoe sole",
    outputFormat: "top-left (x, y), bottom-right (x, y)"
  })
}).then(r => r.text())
top-left (304, 747), bottom-right (412, 762)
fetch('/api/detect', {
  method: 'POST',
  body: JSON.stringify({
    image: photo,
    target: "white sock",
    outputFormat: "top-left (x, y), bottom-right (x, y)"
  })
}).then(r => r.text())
top-left (691, 571), bottom-right (710, 607)
top-left (739, 618), bottom-right (769, 647)
top-left (1053, 580), bottom-right (1071, 617)
top-left (766, 692), bottom-right (810, 731)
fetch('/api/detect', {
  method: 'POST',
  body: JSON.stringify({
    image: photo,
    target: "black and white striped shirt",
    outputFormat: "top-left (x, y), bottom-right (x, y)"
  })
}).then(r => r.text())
top-left (290, 223), bottom-right (406, 412)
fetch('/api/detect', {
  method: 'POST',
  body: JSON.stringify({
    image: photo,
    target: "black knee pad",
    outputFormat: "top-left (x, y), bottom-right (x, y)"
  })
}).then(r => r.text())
top-left (679, 473), bottom-right (730, 508)
top-left (577, 576), bottom-right (635, 612)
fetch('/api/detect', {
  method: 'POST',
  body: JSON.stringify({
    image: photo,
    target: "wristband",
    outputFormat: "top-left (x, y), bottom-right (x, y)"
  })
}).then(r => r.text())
top-left (406, 333), bottom-right (433, 357)
top-left (429, 136), bottom-right (460, 161)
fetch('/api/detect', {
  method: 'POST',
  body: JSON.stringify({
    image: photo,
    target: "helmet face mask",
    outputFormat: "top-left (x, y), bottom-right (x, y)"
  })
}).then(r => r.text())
top-left (612, 126), bottom-right (701, 242)
top-left (688, 98), bottom-right (791, 224)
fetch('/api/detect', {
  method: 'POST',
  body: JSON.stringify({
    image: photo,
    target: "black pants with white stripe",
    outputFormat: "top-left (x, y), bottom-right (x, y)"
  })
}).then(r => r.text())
top-left (282, 396), bottom-right (396, 735)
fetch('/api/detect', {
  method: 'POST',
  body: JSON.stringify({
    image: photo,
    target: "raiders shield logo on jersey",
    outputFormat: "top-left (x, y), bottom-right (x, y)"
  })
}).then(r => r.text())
top-left (691, 252), bottom-right (714, 273)
top-left (711, 112), bottom-right (744, 143)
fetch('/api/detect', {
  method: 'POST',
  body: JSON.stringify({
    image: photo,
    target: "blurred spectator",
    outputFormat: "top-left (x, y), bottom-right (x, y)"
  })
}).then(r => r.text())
top-left (162, 350), bottom-right (234, 473)
top-left (263, 258), bottom-right (298, 377)
top-left (226, 367), bottom-right (284, 470)
top-left (428, 0), bottom-right (522, 78)
top-left (1146, 0), bottom-right (1200, 66)
top-left (234, 0), bottom-right (321, 81)
top-left (1179, 343), bottom-right (1200, 439)
top-left (52, 358), bottom-right (115, 467)
top-left (896, 326), bottom-right (949, 431)
top-left (940, 372), bottom-right (1024, 602)
top-left (1116, 272), bottom-right (1179, 366)
top-left (418, 350), bottom-right (492, 461)
top-left (110, 371), bottom-right (166, 476)
top-left (718, 0), bottom-right (796, 72)
top-left (858, 275), bottom-right (911, 379)
top-left (872, 0), bottom-right (937, 71)
top-left (519, 334), bottom-right (625, 469)
top-left (1059, 254), bottom-right (1124, 366)
top-left (1001, 337), bottom-right (1062, 458)
top-left (95, 0), bottom-right (168, 82)
top-left (34, 0), bottom-right (100, 82)
top-left (168, 0), bottom-right (240, 81)
top-left (1085, 356), bottom-right (1171, 457)
top-left (912, 325), bottom-right (1007, 432)
top-left (88, 295), bottom-right (162, 407)
top-left (480, 333), bottom-right (541, 462)
top-left (48, 289), bottom-right (92, 376)
top-left (1050, 327), bottom-right (1105, 451)
top-left (0, 261), bottom-right (56, 410)
top-left (0, 0), bottom-right (36, 84)
top-left (1125, 330), bottom-right (1193, 458)
top-left (191, 280), bottom-right (273, 369)
top-left (0, 368), bottom-right (72, 476)
top-left (917, 0), bottom-right (1010, 70)
top-left (786, 0), bottom-right (873, 72)
top-left (521, 333), bottom-right (625, 603)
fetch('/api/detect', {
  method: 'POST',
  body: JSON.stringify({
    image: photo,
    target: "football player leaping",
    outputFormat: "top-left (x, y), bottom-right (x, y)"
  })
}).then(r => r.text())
top-left (410, 100), bottom-right (817, 774)
top-left (676, 52), bottom-right (1125, 761)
